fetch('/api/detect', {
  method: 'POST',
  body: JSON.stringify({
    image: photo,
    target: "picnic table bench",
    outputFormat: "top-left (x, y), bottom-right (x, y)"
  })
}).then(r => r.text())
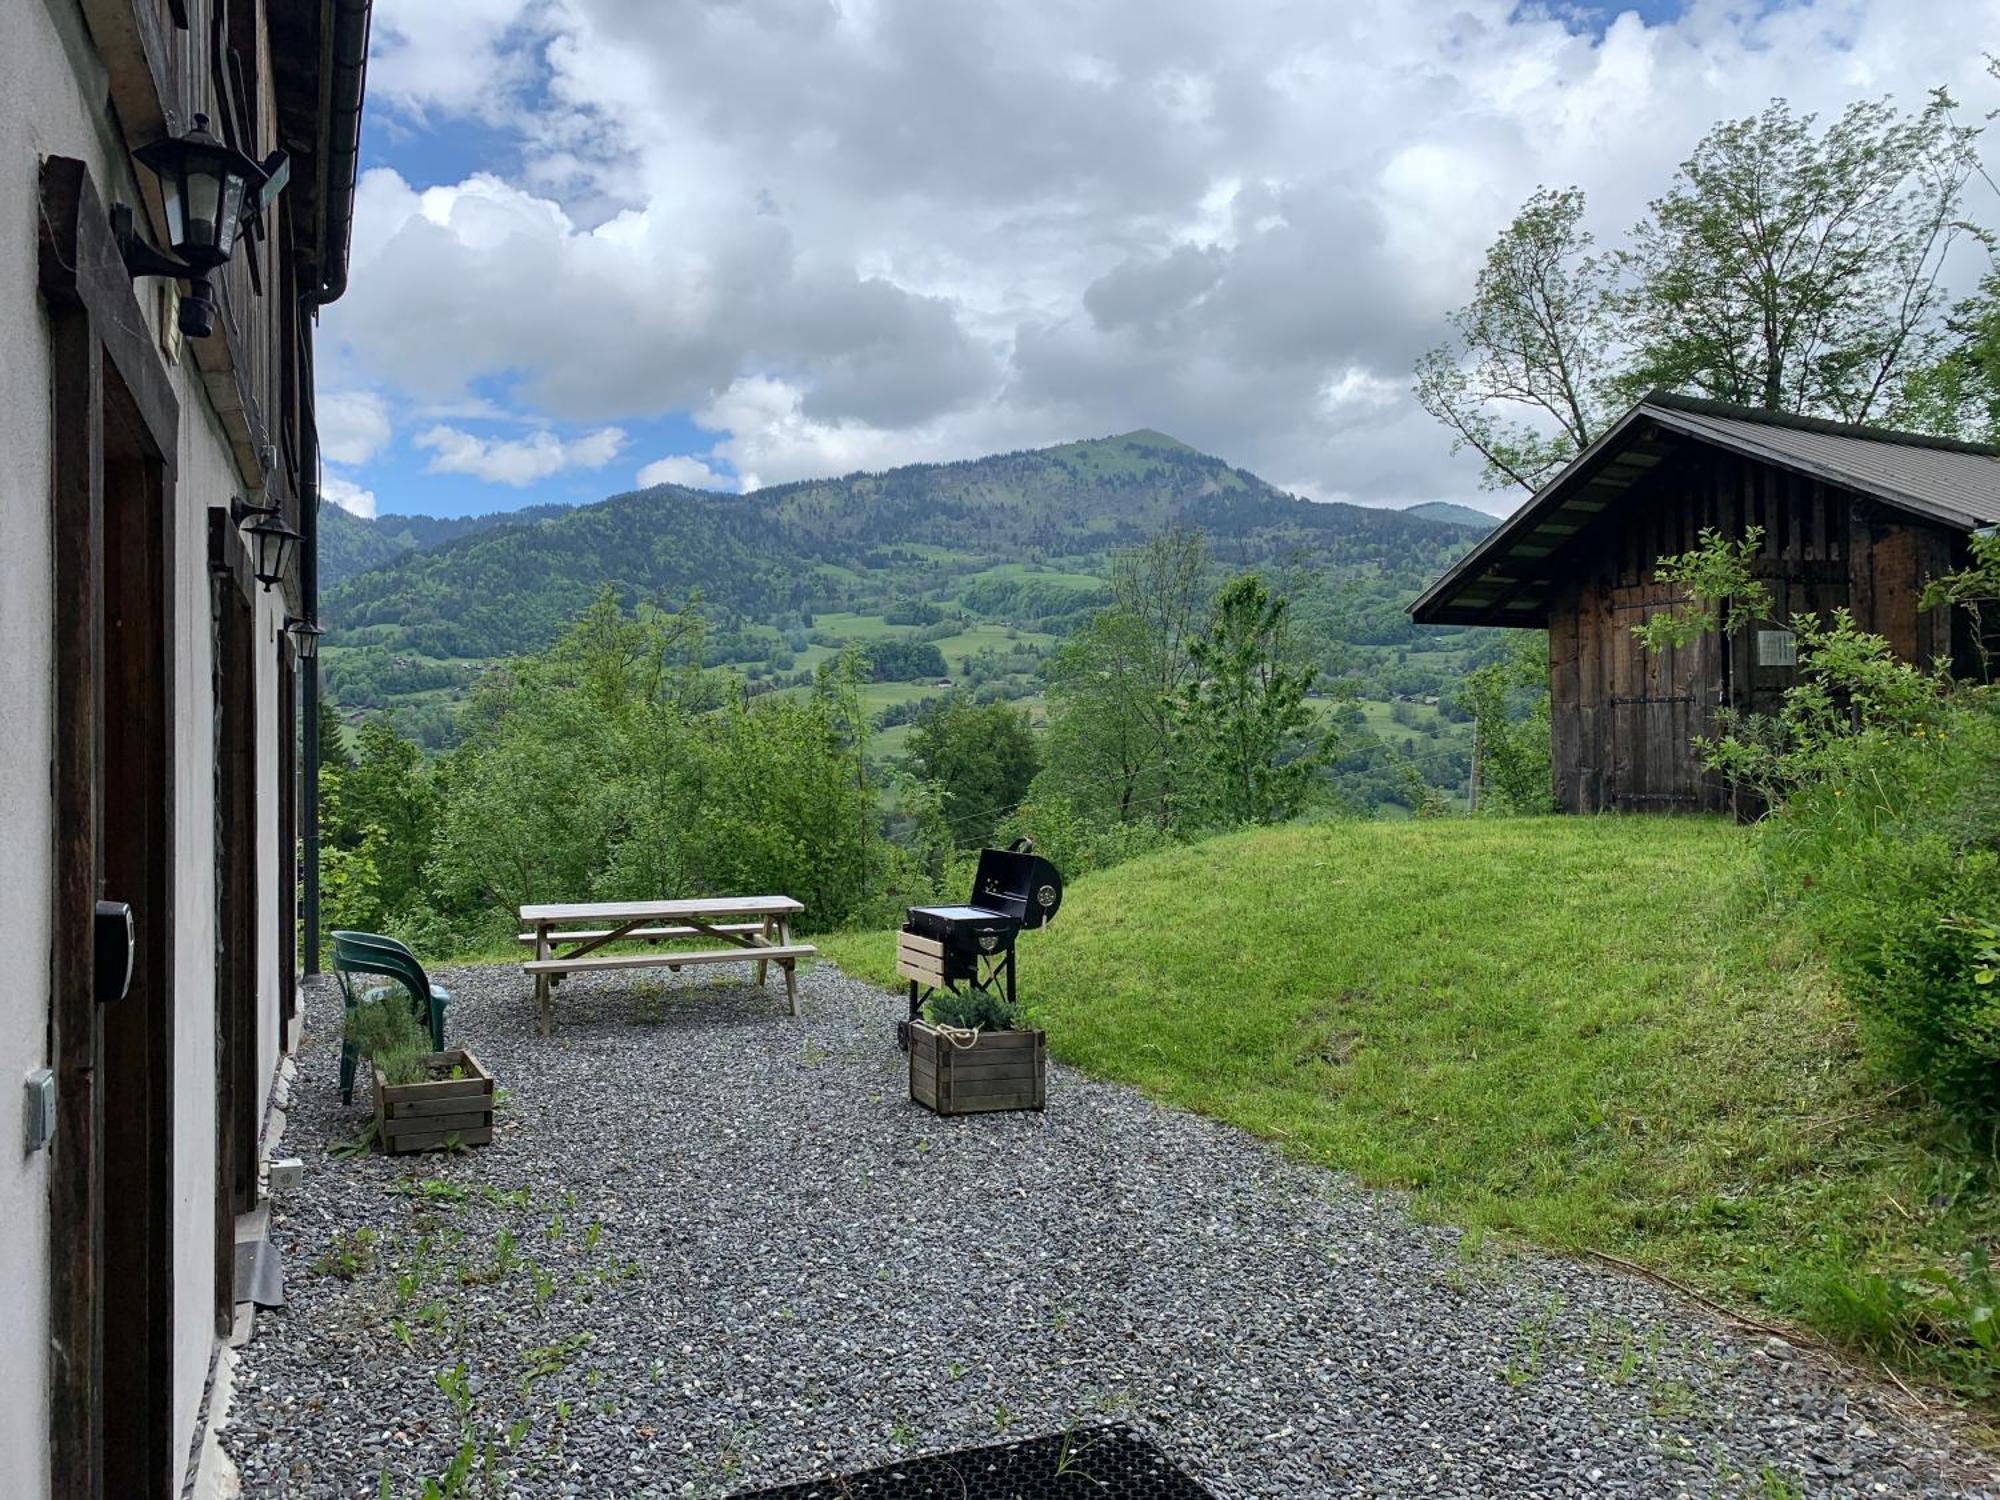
top-left (518, 896), bottom-right (814, 1034)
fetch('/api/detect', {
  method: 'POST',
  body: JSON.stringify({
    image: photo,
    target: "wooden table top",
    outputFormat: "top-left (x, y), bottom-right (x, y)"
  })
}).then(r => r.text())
top-left (518, 895), bottom-right (804, 923)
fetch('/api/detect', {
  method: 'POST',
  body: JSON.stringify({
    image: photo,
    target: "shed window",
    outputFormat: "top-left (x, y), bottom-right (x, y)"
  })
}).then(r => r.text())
top-left (1757, 629), bottom-right (1798, 667)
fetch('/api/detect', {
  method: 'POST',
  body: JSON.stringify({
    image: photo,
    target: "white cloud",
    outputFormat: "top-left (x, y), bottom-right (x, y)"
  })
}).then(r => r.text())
top-left (321, 473), bottom-right (379, 519)
top-left (414, 424), bottom-right (627, 485)
top-left (323, 0), bottom-right (2000, 508)
top-left (318, 391), bottom-right (392, 465)
top-left (635, 454), bottom-right (729, 490)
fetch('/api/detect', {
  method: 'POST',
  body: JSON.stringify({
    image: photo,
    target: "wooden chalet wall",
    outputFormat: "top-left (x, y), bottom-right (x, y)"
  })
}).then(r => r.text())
top-left (1547, 437), bottom-right (1964, 814)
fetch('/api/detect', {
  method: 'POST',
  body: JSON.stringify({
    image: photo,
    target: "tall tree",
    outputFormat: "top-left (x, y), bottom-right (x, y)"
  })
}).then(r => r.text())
top-left (1171, 574), bottom-right (1331, 826)
top-left (1620, 94), bottom-right (1982, 421)
top-left (1418, 93), bottom-right (1985, 488)
top-left (908, 697), bottom-right (1041, 848)
top-left (1036, 527), bottom-right (1209, 830)
top-left (1415, 187), bottom-right (1618, 492)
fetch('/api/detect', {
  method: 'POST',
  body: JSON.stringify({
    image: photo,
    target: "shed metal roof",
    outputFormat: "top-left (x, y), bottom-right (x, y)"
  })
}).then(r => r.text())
top-left (1408, 392), bottom-right (2000, 628)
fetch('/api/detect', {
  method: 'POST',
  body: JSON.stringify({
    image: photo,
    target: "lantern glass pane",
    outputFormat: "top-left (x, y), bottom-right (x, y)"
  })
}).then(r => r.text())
top-left (182, 160), bottom-right (224, 254)
top-left (158, 174), bottom-right (187, 248)
top-left (213, 174), bottom-right (248, 260)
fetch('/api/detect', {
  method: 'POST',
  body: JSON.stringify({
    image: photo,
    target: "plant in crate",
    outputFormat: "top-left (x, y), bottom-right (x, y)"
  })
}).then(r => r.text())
top-left (907, 975), bottom-right (1047, 1118)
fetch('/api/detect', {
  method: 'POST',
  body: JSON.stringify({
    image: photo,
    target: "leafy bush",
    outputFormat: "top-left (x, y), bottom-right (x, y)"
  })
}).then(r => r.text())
top-left (346, 989), bottom-right (435, 1086)
top-left (1761, 690), bottom-right (2000, 1116)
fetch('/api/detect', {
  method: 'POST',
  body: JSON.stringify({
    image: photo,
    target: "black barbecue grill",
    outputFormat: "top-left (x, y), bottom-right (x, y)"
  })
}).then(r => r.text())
top-left (897, 839), bottom-right (1062, 1047)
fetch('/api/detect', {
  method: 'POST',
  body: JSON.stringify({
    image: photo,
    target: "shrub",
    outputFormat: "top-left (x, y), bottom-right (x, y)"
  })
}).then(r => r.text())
top-left (1761, 689), bottom-right (2000, 1116)
top-left (347, 989), bottom-right (435, 1086)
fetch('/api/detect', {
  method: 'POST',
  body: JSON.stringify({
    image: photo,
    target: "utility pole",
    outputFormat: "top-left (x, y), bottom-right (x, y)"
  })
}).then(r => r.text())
top-left (1468, 715), bottom-right (1481, 814)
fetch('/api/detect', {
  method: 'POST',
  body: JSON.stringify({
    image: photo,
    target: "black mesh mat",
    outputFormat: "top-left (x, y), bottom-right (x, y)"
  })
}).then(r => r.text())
top-left (730, 1424), bottom-right (1214, 1498)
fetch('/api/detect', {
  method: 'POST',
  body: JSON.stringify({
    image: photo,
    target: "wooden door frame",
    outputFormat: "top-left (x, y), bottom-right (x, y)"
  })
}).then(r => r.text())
top-left (208, 514), bottom-right (259, 1334)
top-left (41, 155), bottom-right (183, 1500)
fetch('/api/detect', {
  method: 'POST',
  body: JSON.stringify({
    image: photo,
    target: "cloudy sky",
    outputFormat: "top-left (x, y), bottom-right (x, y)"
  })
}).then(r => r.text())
top-left (315, 0), bottom-right (2000, 521)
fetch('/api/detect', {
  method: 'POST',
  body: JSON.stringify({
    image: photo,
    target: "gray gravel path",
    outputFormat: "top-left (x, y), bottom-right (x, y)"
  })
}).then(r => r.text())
top-left (226, 961), bottom-right (1996, 1498)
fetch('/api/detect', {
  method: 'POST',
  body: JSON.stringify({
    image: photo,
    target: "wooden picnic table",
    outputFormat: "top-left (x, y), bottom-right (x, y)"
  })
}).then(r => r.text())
top-left (517, 896), bottom-right (814, 1035)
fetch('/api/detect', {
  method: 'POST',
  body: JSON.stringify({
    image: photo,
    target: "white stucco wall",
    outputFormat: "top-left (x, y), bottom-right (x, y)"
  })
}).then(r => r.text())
top-left (1, 1), bottom-right (297, 1491)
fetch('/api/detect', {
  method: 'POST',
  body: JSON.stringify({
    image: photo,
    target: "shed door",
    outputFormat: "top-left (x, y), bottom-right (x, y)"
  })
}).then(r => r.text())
top-left (1606, 582), bottom-right (1721, 812)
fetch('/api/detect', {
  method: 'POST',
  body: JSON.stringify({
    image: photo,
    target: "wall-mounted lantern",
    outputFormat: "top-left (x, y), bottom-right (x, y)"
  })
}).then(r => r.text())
top-left (231, 496), bottom-right (301, 591)
top-left (284, 618), bottom-right (324, 660)
top-left (114, 114), bottom-right (289, 339)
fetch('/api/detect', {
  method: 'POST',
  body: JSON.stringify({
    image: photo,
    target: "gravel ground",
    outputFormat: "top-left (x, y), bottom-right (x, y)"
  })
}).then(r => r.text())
top-left (227, 961), bottom-right (1998, 1499)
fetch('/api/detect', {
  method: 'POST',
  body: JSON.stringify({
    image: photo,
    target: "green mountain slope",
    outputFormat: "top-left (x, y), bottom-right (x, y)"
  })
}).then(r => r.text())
top-left (326, 431), bottom-right (1476, 657)
top-left (318, 500), bottom-right (576, 588)
top-left (1403, 500), bottom-right (1503, 530)
top-left (320, 431), bottom-right (1498, 781)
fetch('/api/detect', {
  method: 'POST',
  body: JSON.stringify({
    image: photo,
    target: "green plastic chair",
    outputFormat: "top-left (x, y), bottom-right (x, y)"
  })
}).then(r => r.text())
top-left (332, 930), bottom-right (450, 1105)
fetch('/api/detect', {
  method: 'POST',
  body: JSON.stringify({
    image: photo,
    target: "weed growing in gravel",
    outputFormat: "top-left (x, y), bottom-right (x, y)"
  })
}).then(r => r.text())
top-left (518, 1332), bottom-right (594, 1398)
top-left (1583, 1316), bottom-right (1657, 1386)
top-left (993, 1402), bottom-right (1013, 1431)
top-left (889, 1417), bottom-right (917, 1450)
top-left (459, 1227), bottom-right (520, 1286)
top-left (1753, 1465), bottom-right (1805, 1500)
top-left (1502, 1293), bottom-right (1564, 1387)
top-left (314, 1228), bottom-right (382, 1281)
top-left (391, 1177), bottom-right (469, 1206)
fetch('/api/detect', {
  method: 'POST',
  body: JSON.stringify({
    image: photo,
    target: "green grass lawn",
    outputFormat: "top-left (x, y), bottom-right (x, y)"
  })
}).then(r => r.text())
top-left (820, 815), bottom-right (2000, 1403)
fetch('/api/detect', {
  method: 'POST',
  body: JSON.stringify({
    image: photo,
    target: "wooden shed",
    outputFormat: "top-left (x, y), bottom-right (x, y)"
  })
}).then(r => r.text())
top-left (1410, 392), bottom-right (2000, 814)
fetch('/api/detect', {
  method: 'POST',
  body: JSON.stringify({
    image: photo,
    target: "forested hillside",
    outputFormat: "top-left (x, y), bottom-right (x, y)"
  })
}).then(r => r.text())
top-left (320, 430), bottom-right (1500, 791)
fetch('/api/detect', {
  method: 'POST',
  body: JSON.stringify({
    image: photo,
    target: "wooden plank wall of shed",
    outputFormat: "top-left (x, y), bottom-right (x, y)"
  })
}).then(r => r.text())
top-left (1545, 441), bottom-right (1966, 816)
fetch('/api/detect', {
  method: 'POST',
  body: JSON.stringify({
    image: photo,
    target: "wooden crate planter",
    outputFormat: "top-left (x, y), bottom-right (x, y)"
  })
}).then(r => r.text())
top-left (909, 1022), bottom-right (1045, 1116)
top-left (372, 1049), bottom-right (495, 1154)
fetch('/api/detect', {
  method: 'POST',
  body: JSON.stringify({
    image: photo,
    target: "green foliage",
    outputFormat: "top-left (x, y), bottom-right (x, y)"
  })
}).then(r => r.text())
top-left (1456, 633), bottom-right (1553, 814)
top-left (1414, 186), bottom-right (1617, 492)
top-left (1920, 530), bottom-right (2000, 682)
top-left (1759, 687), bottom-right (2000, 1118)
top-left (1034, 529), bottom-right (1207, 832)
top-left (348, 990), bottom-right (435, 1086)
top-left (1697, 609), bottom-right (1953, 805)
top-left (1419, 92), bottom-right (1987, 486)
top-left (327, 594), bottom-right (920, 957)
top-left (925, 985), bottom-right (1017, 1032)
top-left (1620, 94), bottom-right (1981, 420)
top-left (314, 1227), bottom-right (381, 1282)
top-left (907, 697), bottom-right (1041, 849)
top-left (1629, 528), bottom-right (1772, 653)
top-left (1171, 574), bottom-right (1331, 826)
top-left (865, 636), bottom-right (950, 682)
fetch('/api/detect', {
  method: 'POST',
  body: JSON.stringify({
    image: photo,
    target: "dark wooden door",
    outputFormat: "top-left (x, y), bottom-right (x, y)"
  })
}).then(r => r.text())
top-left (98, 385), bottom-right (178, 1500)
top-left (1605, 581), bottom-right (1721, 812)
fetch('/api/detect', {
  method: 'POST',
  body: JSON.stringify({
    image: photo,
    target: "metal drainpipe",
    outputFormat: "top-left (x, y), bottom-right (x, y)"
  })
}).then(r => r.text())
top-left (299, 0), bottom-right (372, 975)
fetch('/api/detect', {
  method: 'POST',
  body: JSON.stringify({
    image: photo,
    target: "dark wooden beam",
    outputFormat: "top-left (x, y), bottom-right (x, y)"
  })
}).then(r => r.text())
top-left (38, 158), bottom-right (179, 465)
top-left (46, 282), bottom-right (106, 1500)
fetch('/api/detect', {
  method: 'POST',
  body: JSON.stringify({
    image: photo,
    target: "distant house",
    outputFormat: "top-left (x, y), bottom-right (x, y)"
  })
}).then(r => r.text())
top-left (1410, 393), bottom-right (2000, 814)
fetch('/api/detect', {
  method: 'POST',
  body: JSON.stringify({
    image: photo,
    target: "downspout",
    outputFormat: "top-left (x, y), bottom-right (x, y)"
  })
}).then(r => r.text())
top-left (299, 0), bottom-right (372, 975)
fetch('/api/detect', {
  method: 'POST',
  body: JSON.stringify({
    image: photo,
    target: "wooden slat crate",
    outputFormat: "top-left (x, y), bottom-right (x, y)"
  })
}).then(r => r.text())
top-left (373, 1048), bottom-right (495, 1154)
top-left (909, 1022), bottom-right (1045, 1116)
top-left (896, 931), bottom-right (948, 989)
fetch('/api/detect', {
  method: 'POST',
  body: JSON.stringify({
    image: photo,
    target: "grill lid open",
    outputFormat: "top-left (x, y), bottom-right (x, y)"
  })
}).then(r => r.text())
top-left (970, 839), bottom-right (1063, 930)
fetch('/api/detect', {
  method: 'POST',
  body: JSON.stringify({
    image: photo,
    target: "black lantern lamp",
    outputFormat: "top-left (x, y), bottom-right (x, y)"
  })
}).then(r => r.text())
top-left (230, 496), bottom-right (301, 591)
top-left (285, 617), bottom-right (324, 660)
top-left (116, 114), bottom-right (289, 339)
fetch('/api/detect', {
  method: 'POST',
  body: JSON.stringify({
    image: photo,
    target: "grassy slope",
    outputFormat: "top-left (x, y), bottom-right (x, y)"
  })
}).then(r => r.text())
top-left (820, 816), bottom-right (2000, 1393)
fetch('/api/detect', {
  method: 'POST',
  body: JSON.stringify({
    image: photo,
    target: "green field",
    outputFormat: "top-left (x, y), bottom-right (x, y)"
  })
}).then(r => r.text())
top-left (821, 815), bottom-right (2000, 1404)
